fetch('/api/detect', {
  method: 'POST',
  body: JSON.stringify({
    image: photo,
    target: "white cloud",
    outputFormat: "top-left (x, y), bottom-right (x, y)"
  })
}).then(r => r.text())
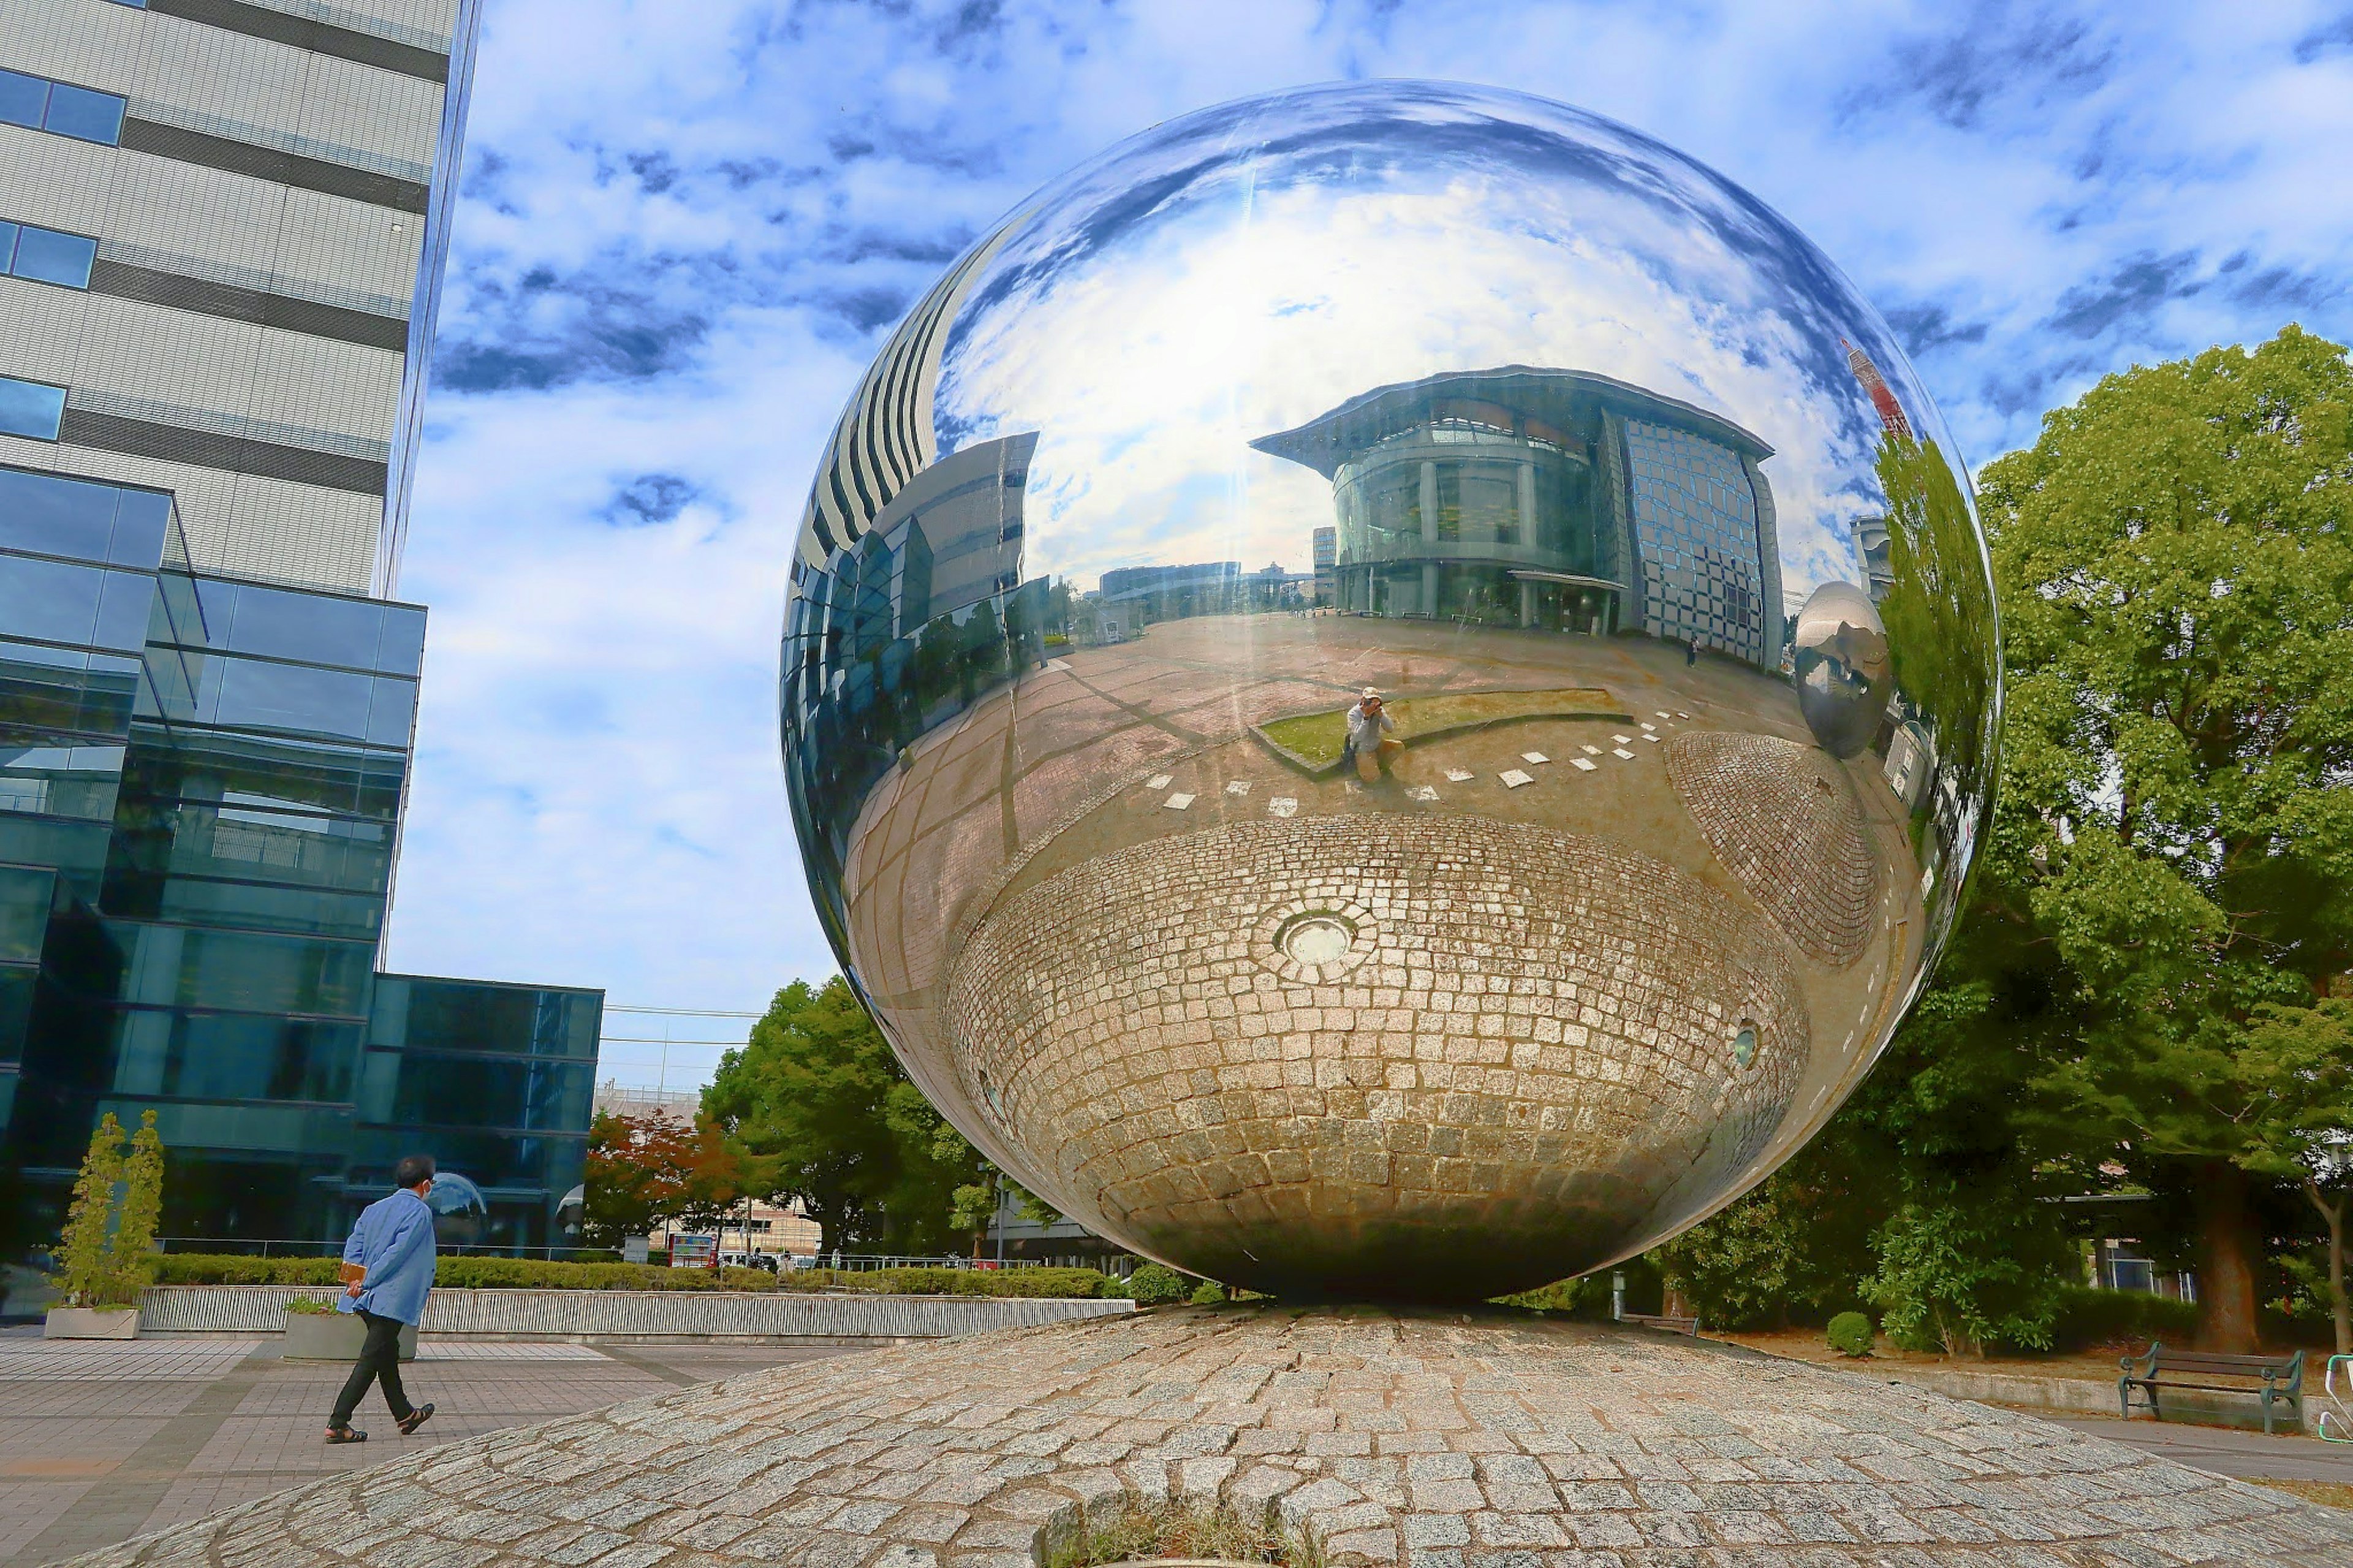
top-left (383, 0), bottom-right (2353, 1083)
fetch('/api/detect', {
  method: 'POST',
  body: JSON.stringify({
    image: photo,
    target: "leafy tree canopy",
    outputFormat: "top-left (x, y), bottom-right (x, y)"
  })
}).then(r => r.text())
top-left (1974, 324), bottom-right (2353, 1347)
top-left (704, 977), bottom-right (980, 1255)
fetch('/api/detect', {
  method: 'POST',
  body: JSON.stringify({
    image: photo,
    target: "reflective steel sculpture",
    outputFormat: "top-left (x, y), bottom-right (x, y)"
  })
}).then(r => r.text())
top-left (781, 81), bottom-right (1998, 1300)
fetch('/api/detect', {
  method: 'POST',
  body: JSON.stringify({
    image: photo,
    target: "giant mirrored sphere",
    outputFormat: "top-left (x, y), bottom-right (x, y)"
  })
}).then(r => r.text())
top-left (781, 81), bottom-right (1998, 1301)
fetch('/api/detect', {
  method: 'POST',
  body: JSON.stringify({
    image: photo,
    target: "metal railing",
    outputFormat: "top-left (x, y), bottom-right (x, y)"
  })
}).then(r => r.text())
top-left (151, 1239), bottom-right (1048, 1269)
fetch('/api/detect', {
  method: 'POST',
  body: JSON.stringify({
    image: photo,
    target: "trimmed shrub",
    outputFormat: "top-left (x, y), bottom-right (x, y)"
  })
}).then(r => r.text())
top-left (2049, 1286), bottom-right (2199, 1352)
top-left (148, 1254), bottom-right (1113, 1298)
top-left (1126, 1264), bottom-right (1188, 1306)
top-left (1189, 1280), bottom-right (1227, 1306)
top-left (1826, 1311), bottom-right (1874, 1357)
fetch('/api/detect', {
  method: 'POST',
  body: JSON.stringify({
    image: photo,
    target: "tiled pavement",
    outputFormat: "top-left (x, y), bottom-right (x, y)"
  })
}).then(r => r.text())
top-left (29, 1308), bottom-right (2353, 1568)
top-left (0, 1329), bottom-right (854, 1568)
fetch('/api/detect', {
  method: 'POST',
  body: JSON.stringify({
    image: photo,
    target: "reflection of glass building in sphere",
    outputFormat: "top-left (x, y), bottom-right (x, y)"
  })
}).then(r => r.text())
top-left (781, 81), bottom-right (1999, 1302)
top-left (1254, 368), bottom-right (1783, 667)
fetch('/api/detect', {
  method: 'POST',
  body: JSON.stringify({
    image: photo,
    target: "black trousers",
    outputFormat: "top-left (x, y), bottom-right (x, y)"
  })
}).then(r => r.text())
top-left (329, 1309), bottom-right (412, 1427)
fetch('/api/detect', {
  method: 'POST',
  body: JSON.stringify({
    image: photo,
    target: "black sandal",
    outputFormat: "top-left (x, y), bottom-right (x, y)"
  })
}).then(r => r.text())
top-left (325, 1426), bottom-right (367, 1444)
top-left (396, 1403), bottom-right (434, 1435)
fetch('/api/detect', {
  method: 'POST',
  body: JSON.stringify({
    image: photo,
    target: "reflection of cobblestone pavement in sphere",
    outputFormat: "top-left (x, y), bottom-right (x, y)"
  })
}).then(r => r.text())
top-left (1669, 730), bottom-right (1877, 966)
top-left (947, 816), bottom-right (1807, 1298)
top-left (62, 1309), bottom-right (2353, 1568)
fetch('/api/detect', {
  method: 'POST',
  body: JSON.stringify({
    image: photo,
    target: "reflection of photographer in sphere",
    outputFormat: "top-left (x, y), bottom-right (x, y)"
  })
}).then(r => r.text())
top-left (1341, 688), bottom-right (1403, 781)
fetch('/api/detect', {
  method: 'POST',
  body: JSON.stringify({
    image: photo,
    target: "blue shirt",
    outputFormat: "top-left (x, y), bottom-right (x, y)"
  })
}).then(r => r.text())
top-left (338, 1188), bottom-right (437, 1325)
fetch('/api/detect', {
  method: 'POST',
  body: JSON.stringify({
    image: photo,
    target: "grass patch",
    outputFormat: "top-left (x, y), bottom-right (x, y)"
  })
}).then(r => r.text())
top-left (1256, 687), bottom-right (1621, 771)
top-left (2245, 1476), bottom-right (2353, 1510)
top-left (1047, 1494), bottom-right (1318, 1568)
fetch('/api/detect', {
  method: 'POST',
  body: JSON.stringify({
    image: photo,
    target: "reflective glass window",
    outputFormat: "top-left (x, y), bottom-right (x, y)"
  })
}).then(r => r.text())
top-left (218, 582), bottom-right (383, 669)
top-left (9, 225), bottom-right (96, 289)
top-left (365, 677), bottom-right (416, 746)
top-left (0, 468), bottom-right (121, 561)
top-left (0, 222), bottom-right (15, 270)
top-left (93, 569), bottom-right (155, 651)
top-left (0, 865), bottom-right (54, 965)
top-left (110, 489), bottom-right (171, 567)
top-left (376, 606), bottom-right (425, 675)
top-left (43, 83), bottom-right (124, 145)
top-left (213, 659), bottom-right (374, 739)
top-left (148, 1010), bottom-right (360, 1102)
top-left (0, 555), bottom-right (104, 646)
top-left (0, 376), bottom-right (66, 441)
top-left (0, 71), bottom-right (46, 129)
top-left (107, 922), bottom-right (374, 1015)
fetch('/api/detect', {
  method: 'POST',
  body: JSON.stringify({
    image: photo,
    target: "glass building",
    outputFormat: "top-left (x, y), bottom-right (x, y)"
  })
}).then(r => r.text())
top-left (1, 4), bottom-right (597, 1251)
top-left (1253, 367), bottom-right (1785, 669)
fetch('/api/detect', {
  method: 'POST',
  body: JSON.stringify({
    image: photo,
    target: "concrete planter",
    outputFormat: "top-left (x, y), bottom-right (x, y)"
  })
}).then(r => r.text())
top-left (282, 1310), bottom-right (415, 1362)
top-left (45, 1306), bottom-right (139, 1339)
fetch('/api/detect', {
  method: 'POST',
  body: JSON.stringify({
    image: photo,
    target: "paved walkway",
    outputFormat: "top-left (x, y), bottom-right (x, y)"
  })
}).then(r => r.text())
top-left (0, 1329), bottom-right (852, 1568)
top-left (2050, 1415), bottom-right (2353, 1486)
top-left (29, 1307), bottom-right (2353, 1567)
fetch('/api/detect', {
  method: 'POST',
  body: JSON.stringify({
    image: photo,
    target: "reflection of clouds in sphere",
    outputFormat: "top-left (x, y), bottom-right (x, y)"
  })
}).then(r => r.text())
top-left (786, 81), bottom-right (1998, 1301)
top-left (937, 83), bottom-right (1942, 604)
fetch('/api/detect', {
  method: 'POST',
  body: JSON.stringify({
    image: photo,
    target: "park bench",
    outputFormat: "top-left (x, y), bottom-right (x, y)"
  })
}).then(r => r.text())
top-left (1620, 1312), bottom-right (1701, 1336)
top-left (2117, 1343), bottom-right (2304, 1436)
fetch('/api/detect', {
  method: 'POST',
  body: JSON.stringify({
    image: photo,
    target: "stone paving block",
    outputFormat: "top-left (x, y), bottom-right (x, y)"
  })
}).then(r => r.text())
top-left (37, 1309), bottom-right (2353, 1568)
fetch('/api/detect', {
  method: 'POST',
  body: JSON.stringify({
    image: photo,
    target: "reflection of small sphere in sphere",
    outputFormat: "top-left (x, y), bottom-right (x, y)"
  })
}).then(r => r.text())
top-left (1794, 582), bottom-right (1894, 759)
top-left (425, 1171), bottom-right (488, 1244)
top-left (781, 81), bottom-right (1999, 1301)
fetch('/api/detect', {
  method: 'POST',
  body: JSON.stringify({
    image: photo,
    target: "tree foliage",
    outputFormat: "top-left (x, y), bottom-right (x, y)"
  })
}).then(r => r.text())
top-left (50, 1110), bottom-right (165, 1308)
top-left (1978, 324), bottom-right (2353, 1349)
top-left (583, 1110), bottom-right (756, 1247)
top-left (704, 977), bottom-right (980, 1254)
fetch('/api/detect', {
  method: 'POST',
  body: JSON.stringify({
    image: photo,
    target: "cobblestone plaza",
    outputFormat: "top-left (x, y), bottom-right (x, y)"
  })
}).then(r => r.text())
top-left (50, 1308), bottom-right (2353, 1568)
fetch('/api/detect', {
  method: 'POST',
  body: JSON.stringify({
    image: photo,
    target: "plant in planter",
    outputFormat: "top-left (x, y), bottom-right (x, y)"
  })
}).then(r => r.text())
top-left (282, 1296), bottom-right (415, 1362)
top-left (45, 1110), bottom-right (167, 1339)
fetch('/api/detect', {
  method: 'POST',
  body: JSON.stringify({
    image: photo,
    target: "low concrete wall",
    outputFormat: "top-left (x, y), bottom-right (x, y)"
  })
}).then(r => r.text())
top-left (136, 1286), bottom-right (1133, 1343)
top-left (1881, 1363), bottom-right (2325, 1437)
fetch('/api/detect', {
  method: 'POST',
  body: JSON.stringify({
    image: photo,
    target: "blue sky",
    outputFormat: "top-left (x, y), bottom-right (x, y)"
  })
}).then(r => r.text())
top-left (380, 0), bottom-right (2353, 1089)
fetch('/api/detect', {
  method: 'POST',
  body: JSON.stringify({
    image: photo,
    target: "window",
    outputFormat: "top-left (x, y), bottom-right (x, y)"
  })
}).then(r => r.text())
top-left (1, 221), bottom-right (98, 289)
top-left (0, 375), bottom-right (67, 441)
top-left (0, 70), bottom-right (126, 146)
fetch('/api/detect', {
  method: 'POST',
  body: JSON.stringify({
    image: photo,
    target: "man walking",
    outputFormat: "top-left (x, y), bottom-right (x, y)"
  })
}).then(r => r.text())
top-left (325, 1154), bottom-right (439, 1444)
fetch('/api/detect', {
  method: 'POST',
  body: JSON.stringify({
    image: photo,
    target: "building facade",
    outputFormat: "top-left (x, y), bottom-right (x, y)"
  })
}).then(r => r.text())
top-left (1, 1), bottom-right (597, 1253)
top-left (1253, 367), bottom-right (1786, 670)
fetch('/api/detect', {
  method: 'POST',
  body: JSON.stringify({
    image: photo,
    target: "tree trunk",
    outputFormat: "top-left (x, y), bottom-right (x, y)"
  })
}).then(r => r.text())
top-left (2308, 1178), bottom-right (2351, 1358)
top-left (2192, 1160), bottom-right (2261, 1352)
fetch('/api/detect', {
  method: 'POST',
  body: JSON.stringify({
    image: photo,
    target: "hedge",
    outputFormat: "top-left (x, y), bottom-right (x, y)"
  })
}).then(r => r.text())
top-left (2048, 1286), bottom-right (2199, 1351)
top-left (150, 1254), bottom-right (1121, 1298)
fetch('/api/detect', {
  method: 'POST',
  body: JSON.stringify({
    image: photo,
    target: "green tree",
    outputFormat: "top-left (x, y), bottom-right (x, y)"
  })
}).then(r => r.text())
top-left (52, 1114), bottom-right (126, 1308)
top-left (705, 977), bottom-right (981, 1254)
top-left (1980, 325), bottom-right (2353, 1350)
top-left (113, 1111), bottom-right (165, 1268)
top-left (2236, 999), bottom-right (2353, 1352)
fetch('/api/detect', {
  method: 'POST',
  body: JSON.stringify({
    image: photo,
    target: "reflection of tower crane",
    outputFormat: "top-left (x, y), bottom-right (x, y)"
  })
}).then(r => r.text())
top-left (1843, 339), bottom-right (1914, 441)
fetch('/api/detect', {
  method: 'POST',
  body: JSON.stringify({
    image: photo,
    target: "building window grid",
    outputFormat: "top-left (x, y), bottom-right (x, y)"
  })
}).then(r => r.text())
top-left (1626, 422), bottom-right (1764, 659)
top-left (0, 219), bottom-right (99, 290)
top-left (0, 69), bottom-right (127, 146)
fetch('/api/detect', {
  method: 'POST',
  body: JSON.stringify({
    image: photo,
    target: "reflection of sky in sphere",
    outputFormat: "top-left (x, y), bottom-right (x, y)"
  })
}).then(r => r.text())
top-left (935, 81), bottom-right (1963, 600)
top-left (425, 1171), bottom-right (488, 1218)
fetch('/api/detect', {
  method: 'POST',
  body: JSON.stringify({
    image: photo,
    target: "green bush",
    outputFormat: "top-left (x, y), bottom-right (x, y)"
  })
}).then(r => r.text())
top-left (1861, 1195), bottom-right (2071, 1356)
top-left (1189, 1280), bottom-right (1227, 1306)
top-left (149, 1253), bottom-right (1113, 1298)
top-left (1126, 1264), bottom-right (1188, 1305)
top-left (2049, 1286), bottom-right (2199, 1352)
top-left (283, 1297), bottom-right (336, 1315)
top-left (1826, 1311), bottom-right (1874, 1357)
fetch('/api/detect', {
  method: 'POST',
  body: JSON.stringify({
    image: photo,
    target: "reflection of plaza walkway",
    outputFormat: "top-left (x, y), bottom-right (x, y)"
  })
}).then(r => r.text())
top-left (847, 612), bottom-right (1929, 1281)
